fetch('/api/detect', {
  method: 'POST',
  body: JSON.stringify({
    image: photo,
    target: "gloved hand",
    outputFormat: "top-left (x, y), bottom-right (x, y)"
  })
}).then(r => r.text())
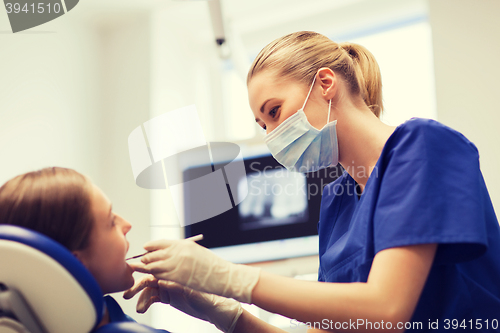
top-left (129, 239), bottom-right (261, 304)
top-left (123, 275), bottom-right (243, 333)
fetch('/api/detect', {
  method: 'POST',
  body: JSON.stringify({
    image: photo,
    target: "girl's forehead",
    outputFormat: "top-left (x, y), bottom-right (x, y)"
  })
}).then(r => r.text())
top-left (90, 185), bottom-right (111, 215)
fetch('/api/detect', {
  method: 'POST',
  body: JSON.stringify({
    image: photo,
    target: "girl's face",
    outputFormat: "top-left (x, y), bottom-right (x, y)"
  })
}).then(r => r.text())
top-left (74, 185), bottom-right (134, 294)
top-left (248, 70), bottom-right (328, 134)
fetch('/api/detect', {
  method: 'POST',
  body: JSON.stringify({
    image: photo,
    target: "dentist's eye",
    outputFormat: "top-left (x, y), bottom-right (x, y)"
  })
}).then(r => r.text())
top-left (269, 106), bottom-right (280, 118)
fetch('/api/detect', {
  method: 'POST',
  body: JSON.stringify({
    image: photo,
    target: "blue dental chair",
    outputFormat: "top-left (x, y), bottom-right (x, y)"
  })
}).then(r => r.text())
top-left (0, 225), bottom-right (161, 333)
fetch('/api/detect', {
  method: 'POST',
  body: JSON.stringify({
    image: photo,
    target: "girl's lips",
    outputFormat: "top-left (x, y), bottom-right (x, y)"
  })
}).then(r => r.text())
top-left (125, 241), bottom-right (130, 258)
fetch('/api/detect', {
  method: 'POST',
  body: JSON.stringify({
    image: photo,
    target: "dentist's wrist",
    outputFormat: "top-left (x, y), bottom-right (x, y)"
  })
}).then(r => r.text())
top-left (225, 264), bottom-right (261, 304)
top-left (208, 296), bottom-right (243, 333)
top-left (225, 302), bottom-right (243, 333)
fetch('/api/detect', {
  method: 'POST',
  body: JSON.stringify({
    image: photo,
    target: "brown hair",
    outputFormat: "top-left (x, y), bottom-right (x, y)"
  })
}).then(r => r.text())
top-left (0, 167), bottom-right (94, 251)
top-left (247, 31), bottom-right (383, 117)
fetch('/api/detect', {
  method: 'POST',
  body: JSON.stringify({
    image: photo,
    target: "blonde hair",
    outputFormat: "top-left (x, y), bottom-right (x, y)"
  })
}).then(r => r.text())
top-left (247, 31), bottom-right (383, 117)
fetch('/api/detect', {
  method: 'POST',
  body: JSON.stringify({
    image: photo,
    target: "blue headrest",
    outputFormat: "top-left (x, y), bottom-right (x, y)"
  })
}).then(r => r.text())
top-left (0, 225), bottom-right (104, 332)
top-left (94, 322), bottom-right (164, 333)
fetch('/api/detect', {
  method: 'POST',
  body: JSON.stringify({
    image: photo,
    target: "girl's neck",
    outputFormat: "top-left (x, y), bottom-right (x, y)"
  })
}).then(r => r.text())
top-left (95, 308), bottom-right (110, 329)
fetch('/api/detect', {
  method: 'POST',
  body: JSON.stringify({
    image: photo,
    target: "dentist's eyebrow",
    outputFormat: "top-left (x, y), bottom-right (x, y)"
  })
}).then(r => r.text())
top-left (108, 205), bottom-right (112, 218)
top-left (260, 99), bottom-right (271, 113)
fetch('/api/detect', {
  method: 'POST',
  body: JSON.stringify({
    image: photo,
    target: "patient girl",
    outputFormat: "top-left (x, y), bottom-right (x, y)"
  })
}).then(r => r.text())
top-left (0, 167), bottom-right (146, 329)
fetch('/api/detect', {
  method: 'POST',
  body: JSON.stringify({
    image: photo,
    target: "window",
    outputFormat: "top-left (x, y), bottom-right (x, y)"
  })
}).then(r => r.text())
top-left (346, 20), bottom-right (437, 125)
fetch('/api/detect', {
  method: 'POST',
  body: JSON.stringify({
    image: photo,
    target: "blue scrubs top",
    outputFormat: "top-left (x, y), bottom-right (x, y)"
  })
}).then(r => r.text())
top-left (318, 118), bottom-right (500, 331)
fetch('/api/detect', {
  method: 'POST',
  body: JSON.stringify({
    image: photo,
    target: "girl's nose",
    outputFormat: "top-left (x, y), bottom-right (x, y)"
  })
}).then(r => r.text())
top-left (118, 215), bottom-right (132, 234)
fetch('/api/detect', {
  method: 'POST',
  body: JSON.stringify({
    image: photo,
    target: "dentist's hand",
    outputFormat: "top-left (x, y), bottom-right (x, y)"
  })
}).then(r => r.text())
top-left (123, 275), bottom-right (243, 333)
top-left (129, 239), bottom-right (261, 304)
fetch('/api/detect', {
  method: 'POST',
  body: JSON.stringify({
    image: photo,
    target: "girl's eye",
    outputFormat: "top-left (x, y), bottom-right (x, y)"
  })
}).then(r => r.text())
top-left (111, 215), bottom-right (116, 226)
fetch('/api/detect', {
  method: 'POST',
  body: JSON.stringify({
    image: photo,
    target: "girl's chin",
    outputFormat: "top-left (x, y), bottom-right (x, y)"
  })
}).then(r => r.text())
top-left (125, 275), bottom-right (135, 290)
top-left (125, 264), bottom-right (135, 284)
top-left (101, 273), bottom-right (134, 295)
top-left (126, 262), bottom-right (134, 272)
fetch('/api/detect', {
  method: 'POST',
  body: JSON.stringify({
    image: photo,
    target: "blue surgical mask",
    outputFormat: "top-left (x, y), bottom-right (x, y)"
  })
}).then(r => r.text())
top-left (264, 75), bottom-right (339, 173)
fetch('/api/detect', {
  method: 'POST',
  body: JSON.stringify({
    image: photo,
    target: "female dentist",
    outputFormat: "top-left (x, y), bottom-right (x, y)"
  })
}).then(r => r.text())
top-left (125, 31), bottom-right (500, 332)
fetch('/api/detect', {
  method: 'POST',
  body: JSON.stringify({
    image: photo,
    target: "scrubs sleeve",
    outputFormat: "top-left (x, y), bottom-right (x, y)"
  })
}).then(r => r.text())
top-left (373, 120), bottom-right (488, 264)
top-left (318, 267), bottom-right (325, 282)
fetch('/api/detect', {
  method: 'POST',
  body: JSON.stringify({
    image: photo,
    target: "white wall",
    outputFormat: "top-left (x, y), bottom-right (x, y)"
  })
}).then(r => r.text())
top-left (428, 0), bottom-right (500, 212)
top-left (0, 6), bottom-right (101, 185)
top-left (92, 12), bottom-right (153, 324)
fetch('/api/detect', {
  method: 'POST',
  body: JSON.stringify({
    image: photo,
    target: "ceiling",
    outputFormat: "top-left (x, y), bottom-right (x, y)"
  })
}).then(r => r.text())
top-left (77, 0), bottom-right (426, 53)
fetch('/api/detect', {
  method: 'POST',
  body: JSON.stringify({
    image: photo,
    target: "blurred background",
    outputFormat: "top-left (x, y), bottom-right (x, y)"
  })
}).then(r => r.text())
top-left (1, 0), bottom-right (499, 332)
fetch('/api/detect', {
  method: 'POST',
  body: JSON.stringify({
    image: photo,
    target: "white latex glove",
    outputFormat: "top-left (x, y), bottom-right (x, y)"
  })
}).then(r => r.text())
top-left (123, 275), bottom-right (243, 333)
top-left (129, 239), bottom-right (261, 304)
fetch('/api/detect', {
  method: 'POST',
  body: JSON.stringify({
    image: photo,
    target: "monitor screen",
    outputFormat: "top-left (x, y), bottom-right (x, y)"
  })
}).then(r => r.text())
top-left (237, 167), bottom-right (309, 231)
top-left (184, 152), bottom-right (342, 262)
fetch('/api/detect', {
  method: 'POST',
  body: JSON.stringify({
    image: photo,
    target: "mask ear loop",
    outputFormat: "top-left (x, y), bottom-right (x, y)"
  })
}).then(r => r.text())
top-left (327, 99), bottom-right (332, 123)
top-left (303, 74), bottom-right (332, 124)
top-left (301, 75), bottom-right (317, 111)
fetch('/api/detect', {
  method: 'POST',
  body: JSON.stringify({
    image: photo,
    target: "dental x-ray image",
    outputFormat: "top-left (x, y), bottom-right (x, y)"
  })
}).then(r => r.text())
top-left (237, 169), bottom-right (308, 231)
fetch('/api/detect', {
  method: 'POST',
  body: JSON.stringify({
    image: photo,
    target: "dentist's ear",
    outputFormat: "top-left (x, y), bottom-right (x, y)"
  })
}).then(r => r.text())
top-left (317, 67), bottom-right (338, 101)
